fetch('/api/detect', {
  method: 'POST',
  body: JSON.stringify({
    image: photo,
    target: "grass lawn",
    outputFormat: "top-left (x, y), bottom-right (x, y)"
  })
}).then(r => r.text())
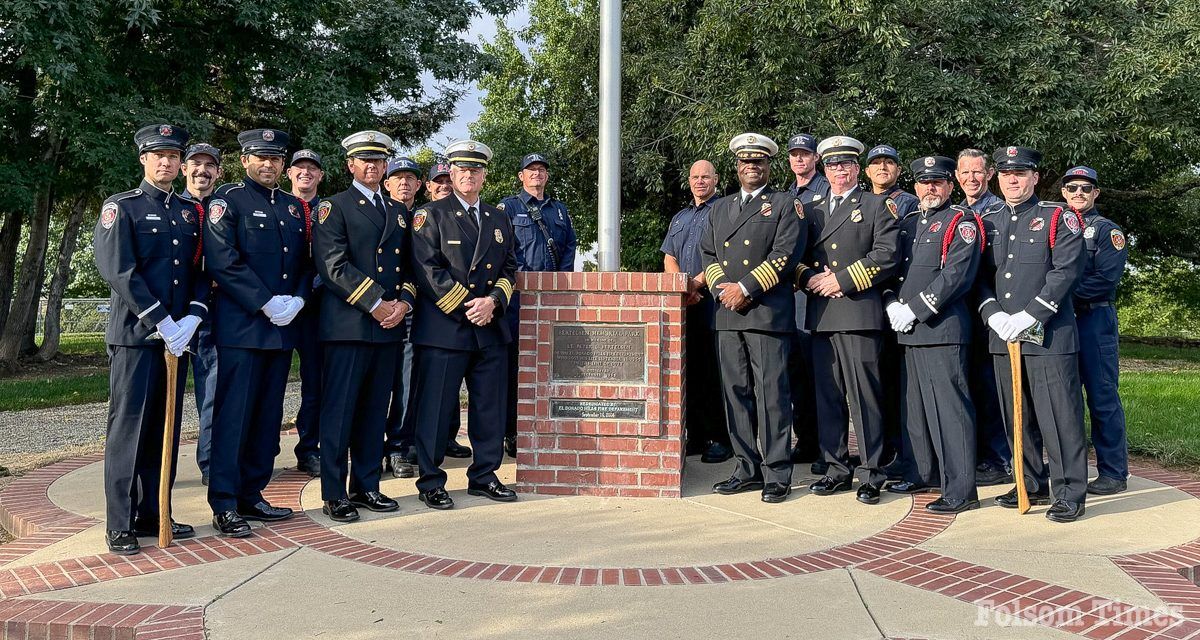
top-left (1121, 370), bottom-right (1200, 468)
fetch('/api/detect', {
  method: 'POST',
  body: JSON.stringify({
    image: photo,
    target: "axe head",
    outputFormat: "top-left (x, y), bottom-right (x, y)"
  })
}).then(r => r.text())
top-left (1015, 321), bottom-right (1045, 346)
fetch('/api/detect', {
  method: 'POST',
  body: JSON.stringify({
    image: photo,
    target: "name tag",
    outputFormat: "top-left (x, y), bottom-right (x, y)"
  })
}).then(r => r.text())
top-left (447, 240), bottom-right (461, 245)
top-left (252, 211), bottom-right (267, 217)
top-left (146, 215), bottom-right (161, 221)
top-left (516, 214), bottom-right (529, 219)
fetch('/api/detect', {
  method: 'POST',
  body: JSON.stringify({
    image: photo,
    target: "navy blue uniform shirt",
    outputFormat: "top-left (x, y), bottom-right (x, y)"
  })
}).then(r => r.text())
top-left (498, 190), bottom-right (576, 271)
top-left (661, 193), bottom-right (718, 278)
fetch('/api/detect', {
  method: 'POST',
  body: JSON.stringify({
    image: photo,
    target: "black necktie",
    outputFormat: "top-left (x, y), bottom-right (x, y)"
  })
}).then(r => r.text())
top-left (468, 205), bottom-right (479, 229)
top-left (373, 193), bottom-right (387, 218)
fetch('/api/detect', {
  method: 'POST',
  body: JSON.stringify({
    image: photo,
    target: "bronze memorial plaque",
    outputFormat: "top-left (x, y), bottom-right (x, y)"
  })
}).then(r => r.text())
top-left (551, 324), bottom-right (646, 382)
top-left (550, 399), bottom-right (646, 420)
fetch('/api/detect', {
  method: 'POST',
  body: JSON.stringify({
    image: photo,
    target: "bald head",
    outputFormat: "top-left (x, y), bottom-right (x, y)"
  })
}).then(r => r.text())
top-left (688, 160), bottom-right (718, 204)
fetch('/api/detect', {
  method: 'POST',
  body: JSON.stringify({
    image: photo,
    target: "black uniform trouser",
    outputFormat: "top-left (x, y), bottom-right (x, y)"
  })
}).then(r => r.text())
top-left (293, 292), bottom-right (322, 462)
top-left (413, 343), bottom-right (508, 493)
top-left (787, 329), bottom-right (819, 460)
top-left (971, 333), bottom-right (1009, 470)
top-left (992, 352), bottom-right (1088, 503)
top-left (715, 330), bottom-right (793, 486)
top-left (505, 340), bottom-right (519, 440)
top-left (104, 345), bottom-right (186, 531)
top-left (812, 331), bottom-right (887, 486)
top-left (385, 336), bottom-right (462, 454)
top-left (207, 346), bottom-right (291, 513)
top-left (901, 345), bottom-right (978, 502)
top-left (880, 332), bottom-right (905, 470)
top-left (685, 302), bottom-right (728, 450)
top-left (319, 342), bottom-right (398, 501)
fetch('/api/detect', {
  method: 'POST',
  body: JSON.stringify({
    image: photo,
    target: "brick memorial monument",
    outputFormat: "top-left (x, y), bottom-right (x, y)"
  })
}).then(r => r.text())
top-left (513, 271), bottom-right (689, 497)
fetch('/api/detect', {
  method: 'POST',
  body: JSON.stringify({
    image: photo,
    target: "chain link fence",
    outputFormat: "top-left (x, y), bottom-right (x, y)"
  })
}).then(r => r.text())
top-left (35, 298), bottom-right (110, 336)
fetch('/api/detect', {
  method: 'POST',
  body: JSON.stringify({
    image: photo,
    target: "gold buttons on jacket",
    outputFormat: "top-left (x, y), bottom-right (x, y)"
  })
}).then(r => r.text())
top-left (831, 243), bottom-right (837, 250)
top-left (744, 239), bottom-right (750, 245)
top-left (377, 267), bottom-right (383, 272)
top-left (486, 263), bottom-right (492, 269)
top-left (377, 248), bottom-right (382, 254)
top-left (832, 261), bottom-right (838, 267)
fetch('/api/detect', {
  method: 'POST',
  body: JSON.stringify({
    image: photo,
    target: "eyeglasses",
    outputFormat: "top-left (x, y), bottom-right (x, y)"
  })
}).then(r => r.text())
top-left (825, 161), bottom-right (857, 170)
top-left (1064, 184), bottom-right (1095, 194)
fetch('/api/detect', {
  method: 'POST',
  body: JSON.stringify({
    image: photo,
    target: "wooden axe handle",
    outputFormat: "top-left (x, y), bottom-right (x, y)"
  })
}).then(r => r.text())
top-left (159, 351), bottom-right (180, 548)
top-left (1007, 340), bottom-right (1030, 514)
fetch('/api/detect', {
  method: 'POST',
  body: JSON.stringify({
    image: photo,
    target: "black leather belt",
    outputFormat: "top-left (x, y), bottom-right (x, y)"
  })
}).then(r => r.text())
top-left (1075, 300), bottom-right (1113, 312)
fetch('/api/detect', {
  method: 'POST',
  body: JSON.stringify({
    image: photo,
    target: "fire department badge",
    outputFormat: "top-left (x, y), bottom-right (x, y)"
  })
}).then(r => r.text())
top-left (494, 229), bottom-right (504, 243)
top-left (413, 210), bottom-right (427, 232)
top-left (397, 213), bottom-right (406, 228)
top-left (159, 125), bottom-right (172, 137)
top-left (929, 221), bottom-right (942, 234)
top-left (1064, 211), bottom-right (1081, 234)
top-left (760, 202), bottom-right (773, 217)
top-left (262, 130), bottom-right (274, 141)
top-left (924, 156), bottom-right (935, 167)
top-left (288, 204), bottom-right (300, 219)
top-left (794, 199), bottom-right (805, 219)
top-left (1006, 146), bottom-right (1018, 157)
top-left (1084, 226), bottom-right (1096, 239)
top-left (497, 202), bottom-right (506, 211)
top-left (1029, 217), bottom-right (1045, 232)
top-left (181, 208), bottom-right (193, 224)
top-left (208, 199), bottom-right (227, 225)
top-left (851, 209), bottom-right (863, 223)
top-left (1111, 229), bottom-right (1126, 250)
top-left (317, 200), bottom-right (332, 225)
top-left (958, 222), bottom-right (977, 243)
top-left (100, 203), bottom-right (118, 230)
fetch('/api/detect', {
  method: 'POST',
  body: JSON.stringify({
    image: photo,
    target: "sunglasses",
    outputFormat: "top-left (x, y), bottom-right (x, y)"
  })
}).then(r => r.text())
top-left (1064, 184), bottom-right (1096, 194)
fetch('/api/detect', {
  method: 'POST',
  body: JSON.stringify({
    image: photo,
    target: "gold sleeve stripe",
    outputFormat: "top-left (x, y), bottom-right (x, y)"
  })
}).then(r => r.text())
top-left (848, 261), bottom-right (873, 291)
top-left (347, 278), bottom-right (375, 305)
top-left (705, 263), bottom-right (726, 284)
top-left (436, 283), bottom-right (469, 314)
top-left (496, 278), bottom-right (514, 302)
top-left (402, 283), bottom-right (417, 297)
top-left (750, 263), bottom-right (779, 290)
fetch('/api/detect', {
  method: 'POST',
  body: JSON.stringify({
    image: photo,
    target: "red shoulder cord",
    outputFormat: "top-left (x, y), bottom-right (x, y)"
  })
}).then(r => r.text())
top-left (939, 211), bottom-right (964, 268)
top-left (300, 200), bottom-right (313, 257)
top-left (192, 202), bottom-right (206, 266)
top-left (1047, 206), bottom-right (1082, 250)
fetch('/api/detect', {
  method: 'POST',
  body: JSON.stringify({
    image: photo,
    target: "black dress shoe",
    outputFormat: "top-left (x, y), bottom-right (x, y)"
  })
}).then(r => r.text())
top-left (323, 499), bottom-right (360, 523)
top-left (349, 491), bottom-right (400, 512)
top-left (809, 476), bottom-right (852, 495)
top-left (297, 454), bottom-right (321, 478)
top-left (419, 487), bottom-right (454, 510)
top-left (856, 483), bottom-right (881, 505)
top-left (1087, 475), bottom-right (1127, 495)
top-left (387, 453), bottom-right (414, 479)
top-left (700, 441), bottom-right (733, 464)
top-left (810, 460), bottom-right (829, 476)
top-left (213, 511), bottom-right (253, 538)
top-left (1046, 500), bottom-right (1085, 523)
top-left (712, 476), bottom-right (764, 495)
top-left (444, 441), bottom-right (472, 458)
top-left (994, 487), bottom-right (1052, 509)
top-left (237, 501), bottom-right (294, 522)
top-left (468, 481), bottom-right (518, 502)
top-left (134, 519), bottom-right (195, 539)
top-left (976, 461), bottom-right (1014, 486)
top-left (761, 483), bottom-right (791, 503)
top-left (885, 481), bottom-right (938, 495)
top-left (106, 530), bottom-right (140, 555)
top-left (504, 435), bottom-right (518, 458)
top-left (926, 497), bottom-right (980, 514)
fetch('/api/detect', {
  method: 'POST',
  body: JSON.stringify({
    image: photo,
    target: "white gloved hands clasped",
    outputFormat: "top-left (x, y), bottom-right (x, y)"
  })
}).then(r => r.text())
top-left (261, 295), bottom-right (292, 319)
top-left (269, 297), bottom-right (304, 326)
top-left (1000, 310), bottom-right (1037, 342)
top-left (887, 302), bottom-right (917, 333)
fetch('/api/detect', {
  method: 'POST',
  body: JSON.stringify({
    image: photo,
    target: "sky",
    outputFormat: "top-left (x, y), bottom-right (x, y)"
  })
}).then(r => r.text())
top-left (406, 4), bottom-right (531, 155)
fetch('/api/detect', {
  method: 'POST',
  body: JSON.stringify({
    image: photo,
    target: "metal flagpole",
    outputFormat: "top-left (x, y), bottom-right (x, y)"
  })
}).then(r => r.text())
top-left (597, 0), bottom-right (621, 271)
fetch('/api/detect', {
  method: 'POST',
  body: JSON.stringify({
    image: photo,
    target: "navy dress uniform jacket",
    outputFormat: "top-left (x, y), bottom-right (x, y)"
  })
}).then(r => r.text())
top-left (798, 189), bottom-right (900, 332)
top-left (978, 198), bottom-right (1086, 355)
top-left (409, 196), bottom-right (518, 350)
top-left (313, 188), bottom-right (417, 343)
top-left (884, 203), bottom-right (984, 346)
top-left (95, 180), bottom-right (210, 344)
top-left (699, 188), bottom-right (806, 333)
top-left (203, 178), bottom-right (314, 350)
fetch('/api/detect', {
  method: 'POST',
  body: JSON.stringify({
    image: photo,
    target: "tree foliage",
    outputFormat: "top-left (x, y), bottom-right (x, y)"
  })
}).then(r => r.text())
top-left (473, 0), bottom-right (1200, 271)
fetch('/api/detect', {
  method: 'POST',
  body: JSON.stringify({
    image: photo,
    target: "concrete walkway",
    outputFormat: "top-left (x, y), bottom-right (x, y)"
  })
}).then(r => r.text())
top-left (1, 436), bottom-right (1199, 639)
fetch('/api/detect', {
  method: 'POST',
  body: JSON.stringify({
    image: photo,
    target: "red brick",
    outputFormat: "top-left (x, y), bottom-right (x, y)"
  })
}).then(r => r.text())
top-left (557, 436), bottom-right (599, 451)
top-left (597, 471), bottom-right (639, 485)
top-left (516, 469), bottom-right (556, 484)
top-left (538, 452), bottom-right (577, 467)
top-left (597, 438), bottom-right (640, 451)
top-left (619, 454), bottom-right (661, 469)
top-left (640, 472), bottom-right (680, 486)
top-left (555, 470), bottom-right (597, 485)
top-left (578, 454), bottom-right (621, 468)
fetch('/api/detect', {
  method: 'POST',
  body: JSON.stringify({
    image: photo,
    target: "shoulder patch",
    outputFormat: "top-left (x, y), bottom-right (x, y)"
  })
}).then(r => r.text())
top-left (100, 202), bottom-right (118, 230)
top-left (885, 198), bottom-right (898, 219)
top-left (208, 199), bottom-right (228, 225)
top-left (958, 221), bottom-right (977, 243)
top-left (413, 210), bottom-right (427, 232)
top-left (1063, 210), bottom-right (1081, 234)
top-left (1110, 228), bottom-right (1126, 250)
top-left (317, 200), bottom-right (332, 224)
top-left (794, 199), bottom-right (804, 219)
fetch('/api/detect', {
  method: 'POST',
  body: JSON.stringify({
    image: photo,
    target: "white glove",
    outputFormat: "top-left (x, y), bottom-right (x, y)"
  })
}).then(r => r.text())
top-left (986, 312), bottom-right (1010, 337)
top-left (1001, 310), bottom-right (1037, 342)
top-left (270, 297), bottom-right (305, 326)
top-left (167, 315), bottom-right (201, 355)
top-left (888, 302), bottom-right (917, 333)
top-left (261, 295), bottom-right (291, 319)
top-left (156, 316), bottom-right (183, 342)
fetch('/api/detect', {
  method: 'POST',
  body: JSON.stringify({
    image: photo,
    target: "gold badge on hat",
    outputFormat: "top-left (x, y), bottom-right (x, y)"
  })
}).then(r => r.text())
top-left (494, 228), bottom-right (504, 243)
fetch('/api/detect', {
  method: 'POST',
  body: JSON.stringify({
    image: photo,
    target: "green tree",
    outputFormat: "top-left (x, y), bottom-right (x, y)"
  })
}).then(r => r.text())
top-left (473, 0), bottom-right (1200, 272)
top-left (0, 0), bottom-right (515, 368)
